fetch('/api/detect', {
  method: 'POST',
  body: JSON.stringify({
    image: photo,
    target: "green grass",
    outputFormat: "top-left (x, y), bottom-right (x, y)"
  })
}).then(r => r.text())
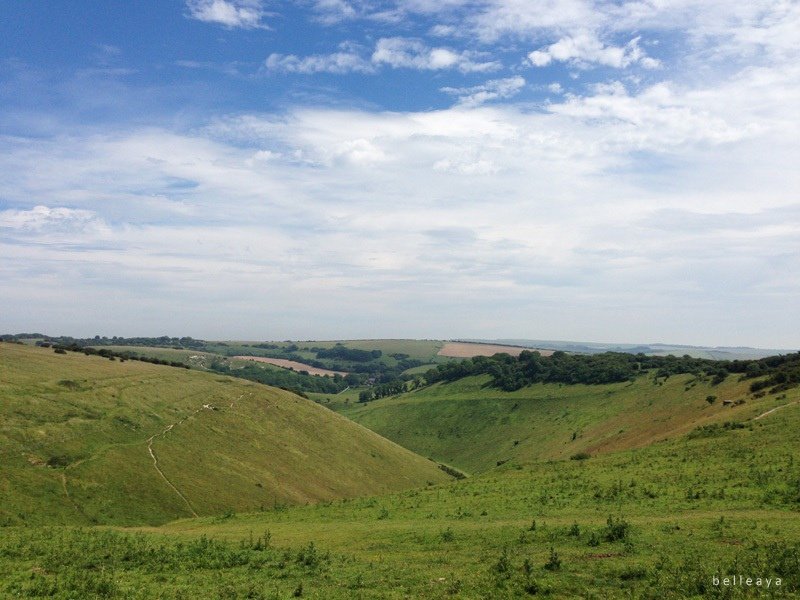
top-left (3, 397), bottom-right (799, 597)
top-left (0, 343), bottom-right (449, 527)
top-left (336, 372), bottom-right (796, 474)
top-left (3, 341), bottom-right (800, 598)
top-left (307, 387), bottom-right (363, 407)
top-left (91, 345), bottom-right (218, 368)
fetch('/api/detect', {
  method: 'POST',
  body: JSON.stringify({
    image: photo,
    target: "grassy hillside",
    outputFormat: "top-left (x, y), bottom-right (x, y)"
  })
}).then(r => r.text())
top-left (2, 391), bottom-right (798, 598)
top-left (337, 370), bottom-right (797, 473)
top-left (0, 343), bottom-right (450, 526)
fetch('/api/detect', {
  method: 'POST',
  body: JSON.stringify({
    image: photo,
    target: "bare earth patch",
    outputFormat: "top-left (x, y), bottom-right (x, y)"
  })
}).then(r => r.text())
top-left (437, 342), bottom-right (554, 358)
top-left (233, 356), bottom-right (347, 377)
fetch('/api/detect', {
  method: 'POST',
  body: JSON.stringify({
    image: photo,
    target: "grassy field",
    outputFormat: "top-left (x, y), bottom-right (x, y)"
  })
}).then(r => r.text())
top-left (0, 343), bottom-right (450, 527)
top-left (2, 395), bottom-right (798, 597)
top-left (335, 372), bottom-right (796, 474)
top-left (2, 341), bottom-right (799, 598)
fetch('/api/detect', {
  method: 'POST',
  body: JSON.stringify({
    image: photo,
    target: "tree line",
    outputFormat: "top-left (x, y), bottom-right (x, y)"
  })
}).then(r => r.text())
top-left (424, 350), bottom-right (800, 393)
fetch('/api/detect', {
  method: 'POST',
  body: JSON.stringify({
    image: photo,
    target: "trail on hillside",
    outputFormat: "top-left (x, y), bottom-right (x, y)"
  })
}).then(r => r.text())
top-left (57, 391), bottom-right (250, 519)
top-left (60, 473), bottom-right (86, 517)
top-left (146, 392), bottom-right (251, 517)
top-left (147, 424), bottom-right (200, 518)
top-left (753, 400), bottom-right (800, 421)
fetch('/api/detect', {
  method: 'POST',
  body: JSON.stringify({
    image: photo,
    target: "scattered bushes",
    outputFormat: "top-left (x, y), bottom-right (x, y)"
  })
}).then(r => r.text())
top-left (602, 516), bottom-right (631, 543)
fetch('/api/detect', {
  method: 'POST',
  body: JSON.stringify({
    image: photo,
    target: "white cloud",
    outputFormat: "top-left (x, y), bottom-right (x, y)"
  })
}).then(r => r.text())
top-left (441, 76), bottom-right (526, 106)
top-left (264, 37), bottom-right (501, 75)
top-left (547, 79), bottom-right (761, 150)
top-left (265, 48), bottom-right (374, 74)
top-left (3, 30), bottom-right (800, 344)
top-left (372, 37), bottom-right (500, 73)
top-left (310, 0), bottom-right (358, 24)
top-left (185, 0), bottom-right (266, 28)
top-left (528, 31), bottom-right (660, 69)
top-left (0, 205), bottom-right (110, 236)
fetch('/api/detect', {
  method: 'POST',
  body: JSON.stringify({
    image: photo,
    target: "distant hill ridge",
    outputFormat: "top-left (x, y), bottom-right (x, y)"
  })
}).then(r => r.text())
top-left (460, 338), bottom-right (795, 360)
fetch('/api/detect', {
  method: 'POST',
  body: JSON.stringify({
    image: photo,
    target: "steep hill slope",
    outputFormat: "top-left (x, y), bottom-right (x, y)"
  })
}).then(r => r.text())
top-left (0, 343), bottom-right (449, 526)
top-left (5, 383), bottom-right (798, 598)
top-left (339, 370), bottom-right (795, 473)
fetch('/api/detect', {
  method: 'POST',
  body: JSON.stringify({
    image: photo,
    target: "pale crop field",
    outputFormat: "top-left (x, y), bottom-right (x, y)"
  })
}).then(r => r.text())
top-left (232, 355), bottom-right (348, 377)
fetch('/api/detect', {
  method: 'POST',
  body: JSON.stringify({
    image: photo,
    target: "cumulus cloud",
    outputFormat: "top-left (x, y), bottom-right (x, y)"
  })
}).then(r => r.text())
top-left (265, 37), bottom-right (500, 75)
top-left (4, 0), bottom-right (800, 344)
top-left (0, 205), bottom-right (110, 236)
top-left (547, 80), bottom-right (760, 149)
top-left (185, 0), bottom-right (266, 28)
top-left (441, 76), bottom-right (526, 106)
top-left (311, 0), bottom-right (358, 24)
top-left (265, 48), bottom-right (374, 74)
top-left (528, 32), bottom-right (660, 69)
top-left (371, 37), bottom-right (500, 73)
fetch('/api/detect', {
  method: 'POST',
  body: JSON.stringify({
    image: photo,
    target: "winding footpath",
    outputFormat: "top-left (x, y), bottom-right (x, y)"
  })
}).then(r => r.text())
top-left (753, 400), bottom-right (800, 421)
top-left (145, 392), bottom-right (249, 516)
top-left (61, 391), bottom-right (250, 519)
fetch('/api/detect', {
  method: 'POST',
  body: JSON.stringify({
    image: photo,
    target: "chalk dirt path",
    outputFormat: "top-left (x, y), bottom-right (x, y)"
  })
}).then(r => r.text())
top-left (61, 392), bottom-right (250, 519)
top-left (753, 400), bottom-right (800, 421)
top-left (146, 392), bottom-right (250, 517)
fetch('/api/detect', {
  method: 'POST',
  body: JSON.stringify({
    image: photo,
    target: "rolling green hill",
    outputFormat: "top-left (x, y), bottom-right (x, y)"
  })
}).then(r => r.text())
top-left (0, 343), bottom-right (450, 527)
top-left (3, 340), bottom-right (800, 597)
top-left (337, 370), bottom-right (797, 474)
top-left (3, 380), bottom-right (798, 598)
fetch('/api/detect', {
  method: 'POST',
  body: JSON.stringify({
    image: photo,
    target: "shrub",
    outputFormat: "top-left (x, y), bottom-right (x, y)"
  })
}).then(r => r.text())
top-left (570, 452), bottom-right (591, 461)
top-left (46, 455), bottom-right (71, 468)
top-left (603, 516), bottom-right (631, 542)
top-left (492, 548), bottom-right (512, 577)
top-left (544, 547), bottom-right (561, 571)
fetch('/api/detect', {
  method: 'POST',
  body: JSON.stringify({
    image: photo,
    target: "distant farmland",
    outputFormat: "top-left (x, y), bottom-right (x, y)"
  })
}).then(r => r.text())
top-left (233, 356), bottom-right (347, 377)
top-left (437, 341), bottom-right (554, 358)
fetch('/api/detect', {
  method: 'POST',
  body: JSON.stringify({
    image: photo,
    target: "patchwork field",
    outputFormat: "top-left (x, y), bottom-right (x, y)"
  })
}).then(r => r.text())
top-left (232, 355), bottom-right (348, 377)
top-left (437, 342), bottom-right (554, 358)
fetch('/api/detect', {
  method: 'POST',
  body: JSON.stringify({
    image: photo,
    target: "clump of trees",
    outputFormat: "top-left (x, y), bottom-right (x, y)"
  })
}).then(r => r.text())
top-left (50, 343), bottom-right (190, 369)
top-left (209, 361), bottom-right (346, 395)
top-left (358, 379), bottom-right (406, 403)
top-left (423, 350), bottom-right (800, 393)
top-left (742, 353), bottom-right (800, 394)
top-left (315, 344), bottom-right (382, 362)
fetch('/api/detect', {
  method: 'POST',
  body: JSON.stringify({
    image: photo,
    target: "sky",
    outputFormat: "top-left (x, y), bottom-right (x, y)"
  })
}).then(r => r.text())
top-left (1, 0), bottom-right (799, 347)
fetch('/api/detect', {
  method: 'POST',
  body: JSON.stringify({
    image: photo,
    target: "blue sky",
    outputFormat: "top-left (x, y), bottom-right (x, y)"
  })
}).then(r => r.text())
top-left (1, 1), bottom-right (799, 346)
